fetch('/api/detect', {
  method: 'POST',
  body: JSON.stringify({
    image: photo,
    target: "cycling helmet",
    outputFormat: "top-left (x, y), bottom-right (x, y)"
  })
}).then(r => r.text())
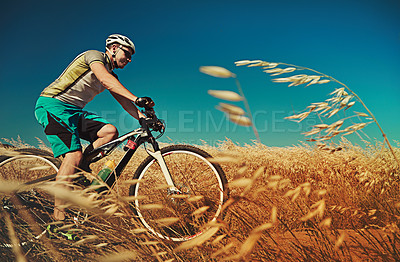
top-left (106, 34), bottom-right (135, 53)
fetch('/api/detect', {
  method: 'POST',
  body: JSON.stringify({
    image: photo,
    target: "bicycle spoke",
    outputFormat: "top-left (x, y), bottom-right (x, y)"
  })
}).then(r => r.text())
top-left (129, 145), bottom-right (228, 241)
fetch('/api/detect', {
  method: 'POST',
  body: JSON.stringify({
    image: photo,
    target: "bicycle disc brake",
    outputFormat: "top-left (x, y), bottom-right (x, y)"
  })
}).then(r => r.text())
top-left (167, 183), bottom-right (190, 205)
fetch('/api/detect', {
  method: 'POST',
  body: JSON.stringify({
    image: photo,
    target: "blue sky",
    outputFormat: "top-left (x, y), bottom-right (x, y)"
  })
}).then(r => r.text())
top-left (1, 0), bottom-right (399, 148)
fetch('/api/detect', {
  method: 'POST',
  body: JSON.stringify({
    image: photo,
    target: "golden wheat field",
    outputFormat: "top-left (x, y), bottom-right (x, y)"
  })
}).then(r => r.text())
top-left (0, 138), bottom-right (399, 262)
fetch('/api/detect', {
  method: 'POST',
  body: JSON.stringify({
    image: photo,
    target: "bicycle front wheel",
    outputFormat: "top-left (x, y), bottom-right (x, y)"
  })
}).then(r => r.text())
top-left (129, 145), bottom-right (228, 242)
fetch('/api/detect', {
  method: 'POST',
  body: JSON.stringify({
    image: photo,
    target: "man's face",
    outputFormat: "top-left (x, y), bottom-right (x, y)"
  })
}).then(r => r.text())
top-left (115, 45), bottom-right (134, 69)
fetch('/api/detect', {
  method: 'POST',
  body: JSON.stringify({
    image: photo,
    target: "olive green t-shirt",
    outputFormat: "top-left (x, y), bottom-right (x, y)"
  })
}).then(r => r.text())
top-left (40, 50), bottom-right (115, 108)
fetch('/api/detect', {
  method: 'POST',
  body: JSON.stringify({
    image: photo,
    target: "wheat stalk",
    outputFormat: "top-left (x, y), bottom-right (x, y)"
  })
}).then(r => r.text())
top-left (235, 59), bottom-right (399, 168)
top-left (200, 66), bottom-right (261, 144)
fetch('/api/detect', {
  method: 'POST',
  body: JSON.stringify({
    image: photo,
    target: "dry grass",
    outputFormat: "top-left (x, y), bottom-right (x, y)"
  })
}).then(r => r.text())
top-left (0, 138), bottom-right (399, 261)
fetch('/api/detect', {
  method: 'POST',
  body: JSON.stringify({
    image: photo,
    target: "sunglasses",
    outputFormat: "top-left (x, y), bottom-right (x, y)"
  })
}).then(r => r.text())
top-left (120, 47), bottom-right (132, 60)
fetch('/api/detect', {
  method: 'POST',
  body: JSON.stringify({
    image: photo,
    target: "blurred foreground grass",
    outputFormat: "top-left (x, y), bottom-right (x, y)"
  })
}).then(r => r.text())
top-left (1, 138), bottom-right (400, 261)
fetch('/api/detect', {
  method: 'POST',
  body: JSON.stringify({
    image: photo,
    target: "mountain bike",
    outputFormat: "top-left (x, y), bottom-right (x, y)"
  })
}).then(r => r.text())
top-left (0, 98), bottom-right (229, 249)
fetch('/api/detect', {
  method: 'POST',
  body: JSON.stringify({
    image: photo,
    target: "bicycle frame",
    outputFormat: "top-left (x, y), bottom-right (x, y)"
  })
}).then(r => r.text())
top-left (82, 125), bottom-right (175, 193)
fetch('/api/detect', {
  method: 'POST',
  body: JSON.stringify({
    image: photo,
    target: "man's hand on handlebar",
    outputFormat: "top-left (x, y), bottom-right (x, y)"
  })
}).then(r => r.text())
top-left (135, 97), bottom-right (164, 132)
top-left (135, 97), bottom-right (155, 109)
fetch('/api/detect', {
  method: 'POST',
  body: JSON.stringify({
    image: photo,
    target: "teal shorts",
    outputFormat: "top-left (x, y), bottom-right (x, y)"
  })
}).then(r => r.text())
top-left (35, 97), bottom-right (111, 158)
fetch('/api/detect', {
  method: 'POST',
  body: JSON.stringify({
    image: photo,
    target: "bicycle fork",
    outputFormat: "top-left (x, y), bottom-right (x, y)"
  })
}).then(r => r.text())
top-left (145, 149), bottom-right (178, 192)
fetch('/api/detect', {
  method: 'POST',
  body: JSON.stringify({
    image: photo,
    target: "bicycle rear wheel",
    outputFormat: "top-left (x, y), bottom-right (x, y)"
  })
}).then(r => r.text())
top-left (0, 149), bottom-right (60, 251)
top-left (129, 145), bottom-right (228, 242)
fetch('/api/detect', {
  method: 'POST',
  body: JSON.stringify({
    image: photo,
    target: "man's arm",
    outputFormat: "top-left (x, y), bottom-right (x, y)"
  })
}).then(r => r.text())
top-left (90, 62), bottom-right (138, 102)
top-left (110, 92), bottom-right (145, 120)
top-left (90, 62), bottom-right (145, 119)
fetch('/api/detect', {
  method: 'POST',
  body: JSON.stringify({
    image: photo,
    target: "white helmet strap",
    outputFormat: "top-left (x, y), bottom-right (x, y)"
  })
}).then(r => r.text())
top-left (106, 45), bottom-right (121, 69)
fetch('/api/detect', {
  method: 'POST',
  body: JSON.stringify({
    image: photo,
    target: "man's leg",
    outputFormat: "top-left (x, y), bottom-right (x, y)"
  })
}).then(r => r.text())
top-left (92, 124), bottom-right (119, 148)
top-left (54, 150), bottom-right (82, 221)
top-left (54, 124), bottom-right (117, 220)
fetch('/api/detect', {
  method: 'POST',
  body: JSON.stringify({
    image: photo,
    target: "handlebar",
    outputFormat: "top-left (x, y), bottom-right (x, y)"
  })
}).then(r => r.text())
top-left (140, 117), bottom-right (165, 133)
top-left (135, 97), bottom-right (165, 134)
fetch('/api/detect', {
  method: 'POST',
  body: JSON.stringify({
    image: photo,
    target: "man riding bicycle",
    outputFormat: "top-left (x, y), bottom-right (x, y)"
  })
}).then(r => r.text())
top-left (34, 34), bottom-right (150, 224)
